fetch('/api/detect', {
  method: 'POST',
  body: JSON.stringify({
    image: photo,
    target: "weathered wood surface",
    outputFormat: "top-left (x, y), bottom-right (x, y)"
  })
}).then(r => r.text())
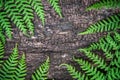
top-left (5, 0), bottom-right (118, 79)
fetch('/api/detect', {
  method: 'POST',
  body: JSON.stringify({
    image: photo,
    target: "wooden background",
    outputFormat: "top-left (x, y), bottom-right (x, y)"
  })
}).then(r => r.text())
top-left (5, 0), bottom-right (119, 79)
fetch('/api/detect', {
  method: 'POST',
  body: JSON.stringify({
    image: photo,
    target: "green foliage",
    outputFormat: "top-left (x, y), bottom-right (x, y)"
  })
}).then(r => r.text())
top-left (0, 44), bottom-right (50, 80)
top-left (62, 1), bottom-right (120, 80)
top-left (0, 0), bottom-right (3, 8)
top-left (79, 49), bottom-right (108, 70)
top-left (0, 0), bottom-right (62, 41)
top-left (60, 64), bottom-right (89, 80)
top-left (32, 57), bottom-right (50, 80)
top-left (5, 0), bottom-right (28, 35)
top-left (86, 0), bottom-right (120, 11)
top-left (0, 41), bottom-right (4, 66)
top-left (0, 28), bottom-right (6, 44)
top-left (0, 44), bottom-right (19, 80)
top-left (62, 33), bottom-right (120, 80)
top-left (14, 53), bottom-right (27, 80)
top-left (79, 14), bottom-right (120, 35)
top-left (16, 0), bottom-right (34, 35)
top-left (107, 50), bottom-right (120, 80)
top-left (74, 58), bottom-right (105, 80)
top-left (29, 0), bottom-right (45, 25)
top-left (48, 0), bottom-right (62, 18)
top-left (0, 11), bottom-right (12, 39)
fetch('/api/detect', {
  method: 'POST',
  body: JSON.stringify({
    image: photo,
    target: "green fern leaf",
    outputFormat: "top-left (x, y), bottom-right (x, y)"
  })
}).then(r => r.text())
top-left (110, 50), bottom-right (120, 67)
top-left (14, 53), bottom-right (27, 80)
top-left (79, 49), bottom-right (108, 70)
top-left (4, 0), bottom-right (27, 35)
top-left (0, 11), bottom-right (12, 39)
top-left (0, 41), bottom-right (4, 66)
top-left (16, 0), bottom-right (34, 35)
top-left (79, 14), bottom-right (120, 35)
top-left (0, 29), bottom-right (5, 44)
top-left (32, 57), bottom-right (50, 80)
top-left (107, 68), bottom-right (120, 80)
top-left (86, 0), bottom-right (120, 11)
top-left (48, 0), bottom-right (62, 18)
top-left (0, 44), bottom-right (18, 80)
top-left (0, 0), bottom-right (4, 9)
top-left (114, 32), bottom-right (120, 42)
top-left (81, 33), bottom-right (118, 51)
top-left (74, 58), bottom-right (105, 80)
top-left (60, 64), bottom-right (88, 80)
top-left (29, 0), bottom-right (45, 25)
top-left (85, 41), bottom-right (113, 59)
top-left (86, 42), bottom-right (112, 58)
top-left (84, 35), bottom-right (117, 59)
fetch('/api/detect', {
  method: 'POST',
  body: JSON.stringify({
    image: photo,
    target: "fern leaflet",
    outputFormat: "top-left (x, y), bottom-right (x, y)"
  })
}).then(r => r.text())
top-left (0, 11), bottom-right (12, 39)
top-left (48, 0), bottom-right (62, 18)
top-left (74, 58), bottom-right (105, 80)
top-left (16, 0), bottom-right (34, 35)
top-left (60, 64), bottom-right (88, 80)
top-left (0, 0), bottom-right (3, 9)
top-left (32, 57), bottom-right (50, 80)
top-left (0, 29), bottom-right (5, 44)
top-left (79, 49), bottom-right (108, 70)
top-left (5, 0), bottom-right (27, 35)
top-left (86, 0), bottom-right (120, 11)
top-left (0, 41), bottom-right (4, 67)
top-left (29, 0), bottom-right (45, 25)
top-left (79, 14), bottom-right (120, 35)
top-left (107, 68), bottom-right (120, 80)
top-left (0, 44), bottom-right (18, 80)
top-left (14, 53), bottom-right (27, 80)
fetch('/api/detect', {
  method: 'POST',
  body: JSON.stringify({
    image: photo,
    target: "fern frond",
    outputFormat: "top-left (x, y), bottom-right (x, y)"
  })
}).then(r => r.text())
top-left (85, 41), bottom-right (113, 59)
top-left (0, 11), bottom-right (12, 39)
top-left (48, 0), bottom-right (62, 18)
top-left (108, 56), bottom-right (120, 80)
top-left (110, 50), bottom-right (120, 67)
top-left (85, 38), bottom-right (112, 52)
top-left (0, 0), bottom-right (4, 9)
top-left (86, 0), bottom-right (120, 11)
top-left (0, 44), bottom-right (18, 80)
top-left (89, 33), bottom-right (118, 50)
top-left (29, 0), bottom-right (45, 25)
top-left (5, 0), bottom-right (27, 35)
top-left (14, 53), bottom-right (27, 80)
top-left (79, 14), bottom-right (120, 35)
top-left (0, 29), bottom-right (5, 44)
top-left (114, 32), bottom-right (120, 42)
top-left (79, 49), bottom-right (108, 70)
top-left (0, 41), bottom-right (4, 66)
top-left (87, 43), bottom-right (112, 58)
top-left (84, 34), bottom-right (118, 59)
top-left (106, 33), bottom-right (118, 50)
top-left (16, 0), bottom-right (34, 35)
top-left (60, 64), bottom-right (88, 80)
top-left (32, 57), bottom-right (50, 80)
top-left (107, 68), bottom-right (120, 80)
top-left (74, 58), bottom-right (105, 80)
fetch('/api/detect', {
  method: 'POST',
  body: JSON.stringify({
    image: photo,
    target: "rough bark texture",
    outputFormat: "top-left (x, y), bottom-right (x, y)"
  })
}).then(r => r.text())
top-left (5, 0), bottom-right (119, 80)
